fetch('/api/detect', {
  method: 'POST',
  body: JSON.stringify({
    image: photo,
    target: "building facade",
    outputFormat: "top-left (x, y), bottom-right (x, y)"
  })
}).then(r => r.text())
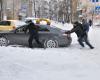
top-left (7, 0), bottom-right (21, 19)
top-left (1, 0), bottom-right (21, 20)
top-left (78, 0), bottom-right (100, 20)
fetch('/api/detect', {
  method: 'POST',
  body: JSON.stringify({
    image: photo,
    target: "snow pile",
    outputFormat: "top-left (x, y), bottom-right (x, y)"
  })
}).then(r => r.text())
top-left (51, 21), bottom-right (73, 30)
top-left (0, 22), bottom-right (100, 80)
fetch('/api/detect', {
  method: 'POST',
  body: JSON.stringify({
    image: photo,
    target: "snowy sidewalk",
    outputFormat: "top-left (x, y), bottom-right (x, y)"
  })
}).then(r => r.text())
top-left (0, 26), bottom-right (100, 80)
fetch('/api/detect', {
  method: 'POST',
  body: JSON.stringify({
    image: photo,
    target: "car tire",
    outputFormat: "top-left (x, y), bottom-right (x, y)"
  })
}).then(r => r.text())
top-left (0, 37), bottom-right (8, 46)
top-left (44, 39), bottom-right (58, 48)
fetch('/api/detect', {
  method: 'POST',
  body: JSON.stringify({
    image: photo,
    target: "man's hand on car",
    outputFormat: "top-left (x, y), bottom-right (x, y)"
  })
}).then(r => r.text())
top-left (65, 31), bottom-right (71, 34)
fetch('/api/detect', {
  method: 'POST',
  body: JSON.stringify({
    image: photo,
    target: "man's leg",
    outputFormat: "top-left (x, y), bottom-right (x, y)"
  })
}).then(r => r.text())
top-left (84, 35), bottom-right (94, 49)
top-left (78, 37), bottom-right (85, 47)
top-left (28, 35), bottom-right (34, 48)
top-left (34, 36), bottom-right (44, 48)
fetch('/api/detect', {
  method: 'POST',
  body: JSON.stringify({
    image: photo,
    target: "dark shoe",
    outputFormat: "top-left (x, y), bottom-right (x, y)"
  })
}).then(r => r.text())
top-left (90, 47), bottom-right (94, 49)
top-left (29, 46), bottom-right (33, 48)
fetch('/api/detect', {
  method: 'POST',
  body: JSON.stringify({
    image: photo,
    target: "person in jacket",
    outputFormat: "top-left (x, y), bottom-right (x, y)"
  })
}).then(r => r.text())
top-left (88, 19), bottom-right (93, 27)
top-left (24, 20), bottom-right (43, 48)
top-left (65, 21), bottom-right (94, 49)
top-left (82, 19), bottom-right (90, 32)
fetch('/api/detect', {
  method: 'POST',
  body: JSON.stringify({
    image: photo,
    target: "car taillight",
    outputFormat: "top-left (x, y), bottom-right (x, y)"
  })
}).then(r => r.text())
top-left (13, 26), bottom-right (16, 29)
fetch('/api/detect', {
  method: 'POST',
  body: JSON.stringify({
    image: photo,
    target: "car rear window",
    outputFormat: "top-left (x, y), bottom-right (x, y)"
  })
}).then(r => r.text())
top-left (37, 25), bottom-right (49, 32)
top-left (0, 21), bottom-right (11, 26)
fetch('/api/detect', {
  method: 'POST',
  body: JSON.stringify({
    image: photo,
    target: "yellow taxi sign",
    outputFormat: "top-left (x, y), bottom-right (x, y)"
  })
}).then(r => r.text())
top-left (36, 18), bottom-right (51, 25)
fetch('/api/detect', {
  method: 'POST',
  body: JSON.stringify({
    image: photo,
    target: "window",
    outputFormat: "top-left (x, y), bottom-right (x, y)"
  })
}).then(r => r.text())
top-left (38, 25), bottom-right (49, 32)
top-left (0, 21), bottom-right (11, 26)
top-left (16, 27), bottom-right (25, 33)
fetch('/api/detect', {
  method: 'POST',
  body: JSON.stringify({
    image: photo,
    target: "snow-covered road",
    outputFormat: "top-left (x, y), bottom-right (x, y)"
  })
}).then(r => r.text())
top-left (0, 25), bottom-right (100, 80)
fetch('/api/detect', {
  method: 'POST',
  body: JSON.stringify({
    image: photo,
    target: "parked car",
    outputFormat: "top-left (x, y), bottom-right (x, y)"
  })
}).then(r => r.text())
top-left (35, 18), bottom-right (51, 25)
top-left (0, 24), bottom-right (72, 48)
top-left (0, 20), bottom-right (26, 31)
top-left (25, 17), bottom-right (38, 23)
top-left (25, 17), bottom-right (51, 25)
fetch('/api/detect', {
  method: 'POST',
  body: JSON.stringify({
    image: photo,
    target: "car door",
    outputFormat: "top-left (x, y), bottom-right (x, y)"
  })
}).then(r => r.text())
top-left (0, 21), bottom-right (13, 31)
top-left (37, 25), bottom-right (52, 41)
top-left (8, 26), bottom-right (29, 46)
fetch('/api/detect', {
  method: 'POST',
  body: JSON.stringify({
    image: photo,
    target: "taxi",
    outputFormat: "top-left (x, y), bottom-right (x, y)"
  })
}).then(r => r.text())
top-left (0, 20), bottom-right (26, 31)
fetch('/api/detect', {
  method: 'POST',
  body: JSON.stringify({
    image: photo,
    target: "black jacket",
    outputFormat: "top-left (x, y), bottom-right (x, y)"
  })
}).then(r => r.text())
top-left (82, 22), bottom-right (89, 32)
top-left (25, 22), bottom-right (39, 35)
top-left (66, 22), bottom-right (86, 37)
top-left (88, 20), bottom-right (92, 26)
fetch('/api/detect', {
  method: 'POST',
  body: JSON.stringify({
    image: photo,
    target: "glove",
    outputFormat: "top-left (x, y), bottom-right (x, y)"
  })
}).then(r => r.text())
top-left (65, 31), bottom-right (71, 34)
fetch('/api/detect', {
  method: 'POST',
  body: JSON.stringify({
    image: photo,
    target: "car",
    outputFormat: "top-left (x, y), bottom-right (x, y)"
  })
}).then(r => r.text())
top-left (25, 17), bottom-right (51, 25)
top-left (0, 24), bottom-right (72, 48)
top-left (35, 18), bottom-right (51, 25)
top-left (25, 17), bottom-right (38, 23)
top-left (0, 20), bottom-right (26, 31)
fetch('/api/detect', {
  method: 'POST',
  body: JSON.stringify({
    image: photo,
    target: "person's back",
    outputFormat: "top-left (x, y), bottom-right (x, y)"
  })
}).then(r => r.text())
top-left (82, 19), bottom-right (89, 32)
top-left (25, 20), bottom-right (38, 35)
top-left (28, 22), bottom-right (38, 34)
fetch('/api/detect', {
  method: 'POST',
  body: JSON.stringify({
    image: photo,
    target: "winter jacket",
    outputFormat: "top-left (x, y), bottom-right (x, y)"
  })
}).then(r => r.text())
top-left (25, 22), bottom-right (39, 35)
top-left (66, 22), bottom-right (86, 37)
top-left (82, 22), bottom-right (90, 32)
top-left (88, 20), bottom-right (92, 26)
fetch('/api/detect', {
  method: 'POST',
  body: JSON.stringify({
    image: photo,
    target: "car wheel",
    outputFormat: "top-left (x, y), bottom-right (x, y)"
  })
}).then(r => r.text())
top-left (0, 37), bottom-right (8, 46)
top-left (44, 39), bottom-right (58, 48)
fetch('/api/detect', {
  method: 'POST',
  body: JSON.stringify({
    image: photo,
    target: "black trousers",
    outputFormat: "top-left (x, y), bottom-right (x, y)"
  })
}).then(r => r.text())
top-left (28, 34), bottom-right (42, 48)
top-left (78, 34), bottom-right (94, 49)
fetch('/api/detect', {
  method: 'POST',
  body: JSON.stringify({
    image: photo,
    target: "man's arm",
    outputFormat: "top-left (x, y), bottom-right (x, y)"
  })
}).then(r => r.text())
top-left (65, 26), bottom-right (79, 34)
top-left (24, 24), bottom-right (29, 33)
top-left (70, 27), bottom-right (79, 33)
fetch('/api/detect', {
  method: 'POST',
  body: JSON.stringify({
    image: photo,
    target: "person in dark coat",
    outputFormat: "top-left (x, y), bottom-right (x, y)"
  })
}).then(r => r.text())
top-left (88, 19), bottom-right (93, 27)
top-left (24, 20), bottom-right (43, 48)
top-left (65, 21), bottom-right (94, 49)
top-left (82, 19), bottom-right (90, 32)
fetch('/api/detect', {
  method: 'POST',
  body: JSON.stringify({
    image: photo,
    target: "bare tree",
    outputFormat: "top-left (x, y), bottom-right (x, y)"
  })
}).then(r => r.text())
top-left (21, 0), bottom-right (78, 22)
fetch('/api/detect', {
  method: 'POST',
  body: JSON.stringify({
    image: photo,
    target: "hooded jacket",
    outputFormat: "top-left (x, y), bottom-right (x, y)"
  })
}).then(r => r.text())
top-left (25, 22), bottom-right (39, 35)
top-left (66, 22), bottom-right (86, 37)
